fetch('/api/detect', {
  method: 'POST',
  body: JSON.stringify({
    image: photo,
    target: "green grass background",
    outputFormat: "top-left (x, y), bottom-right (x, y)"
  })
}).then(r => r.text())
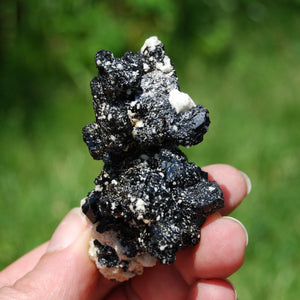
top-left (1, 1), bottom-right (299, 299)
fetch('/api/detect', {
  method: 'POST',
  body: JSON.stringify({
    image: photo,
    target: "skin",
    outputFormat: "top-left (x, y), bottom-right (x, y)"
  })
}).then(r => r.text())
top-left (0, 164), bottom-right (250, 300)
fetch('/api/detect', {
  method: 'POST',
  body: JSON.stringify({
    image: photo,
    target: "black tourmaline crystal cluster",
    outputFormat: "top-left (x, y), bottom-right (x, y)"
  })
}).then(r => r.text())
top-left (81, 36), bottom-right (224, 281)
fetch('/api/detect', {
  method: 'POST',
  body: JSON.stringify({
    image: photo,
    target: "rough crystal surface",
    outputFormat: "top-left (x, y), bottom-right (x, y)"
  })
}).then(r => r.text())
top-left (81, 36), bottom-right (224, 281)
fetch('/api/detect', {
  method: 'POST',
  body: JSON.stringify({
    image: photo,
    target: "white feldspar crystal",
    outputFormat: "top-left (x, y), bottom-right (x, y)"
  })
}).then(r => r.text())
top-left (156, 56), bottom-right (173, 73)
top-left (88, 229), bottom-right (156, 282)
top-left (169, 89), bottom-right (196, 114)
top-left (94, 185), bottom-right (103, 192)
top-left (136, 198), bottom-right (146, 212)
top-left (143, 63), bottom-right (150, 72)
top-left (141, 36), bottom-right (161, 54)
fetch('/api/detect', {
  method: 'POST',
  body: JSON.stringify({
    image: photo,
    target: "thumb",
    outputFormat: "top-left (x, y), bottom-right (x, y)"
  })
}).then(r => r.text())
top-left (0, 208), bottom-right (117, 300)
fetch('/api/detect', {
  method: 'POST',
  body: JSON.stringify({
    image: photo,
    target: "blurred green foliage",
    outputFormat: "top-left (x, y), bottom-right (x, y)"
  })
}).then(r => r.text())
top-left (1, 0), bottom-right (300, 299)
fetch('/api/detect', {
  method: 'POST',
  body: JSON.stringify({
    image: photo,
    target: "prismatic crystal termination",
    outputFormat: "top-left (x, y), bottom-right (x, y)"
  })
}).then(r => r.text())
top-left (80, 36), bottom-right (224, 281)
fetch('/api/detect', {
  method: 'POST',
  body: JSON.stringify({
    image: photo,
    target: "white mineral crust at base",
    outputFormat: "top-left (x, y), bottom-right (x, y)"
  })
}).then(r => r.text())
top-left (88, 227), bottom-right (157, 282)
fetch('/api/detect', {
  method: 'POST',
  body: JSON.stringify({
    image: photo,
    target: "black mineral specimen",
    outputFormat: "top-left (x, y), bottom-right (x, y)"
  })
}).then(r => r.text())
top-left (81, 36), bottom-right (224, 281)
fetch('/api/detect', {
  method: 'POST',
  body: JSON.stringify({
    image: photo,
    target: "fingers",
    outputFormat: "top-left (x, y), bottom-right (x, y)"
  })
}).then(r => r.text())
top-left (129, 264), bottom-right (189, 300)
top-left (105, 264), bottom-right (189, 300)
top-left (105, 276), bottom-right (237, 300)
top-left (175, 214), bottom-right (248, 284)
top-left (202, 164), bottom-right (251, 215)
top-left (0, 208), bottom-right (117, 300)
top-left (188, 279), bottom-right (237, 300)
top-left (172, 164), bottom-right (249, 284)
top-left (0, 164), bottom-right (250, 299)
top-left (107, 215), bottom-right (247, 299)
top-left (0, 242), bottom-right (48, 287)
top-left (123, 164), bottom-right (250, 298)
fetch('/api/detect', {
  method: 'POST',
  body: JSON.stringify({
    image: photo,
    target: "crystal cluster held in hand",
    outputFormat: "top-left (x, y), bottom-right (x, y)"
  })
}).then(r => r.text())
top-left (80, 36), bottom-right (224, 281)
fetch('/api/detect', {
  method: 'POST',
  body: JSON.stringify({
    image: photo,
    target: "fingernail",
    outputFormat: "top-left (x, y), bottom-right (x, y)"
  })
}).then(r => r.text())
top-left (223, 216), bottom-right (249, 247)
top-left (224, 279), bottom-right (238, 300)
top-left (240, 171), bottom-right (252, 195)
top-left (47, 208), bottom-right (86, 253)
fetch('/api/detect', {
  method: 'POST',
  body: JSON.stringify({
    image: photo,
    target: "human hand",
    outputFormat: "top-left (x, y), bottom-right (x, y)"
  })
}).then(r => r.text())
top-left (0, 164), bottom-right (250, 300)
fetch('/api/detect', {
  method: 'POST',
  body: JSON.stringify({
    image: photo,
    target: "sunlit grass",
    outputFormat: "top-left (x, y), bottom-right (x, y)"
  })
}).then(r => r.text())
top-left (1, 9), bottom-right (300, 299)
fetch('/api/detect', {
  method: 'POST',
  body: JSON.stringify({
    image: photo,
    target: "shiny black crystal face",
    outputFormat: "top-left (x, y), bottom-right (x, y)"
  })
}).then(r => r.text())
top-left (81, 37), bottom-right (224, 270)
